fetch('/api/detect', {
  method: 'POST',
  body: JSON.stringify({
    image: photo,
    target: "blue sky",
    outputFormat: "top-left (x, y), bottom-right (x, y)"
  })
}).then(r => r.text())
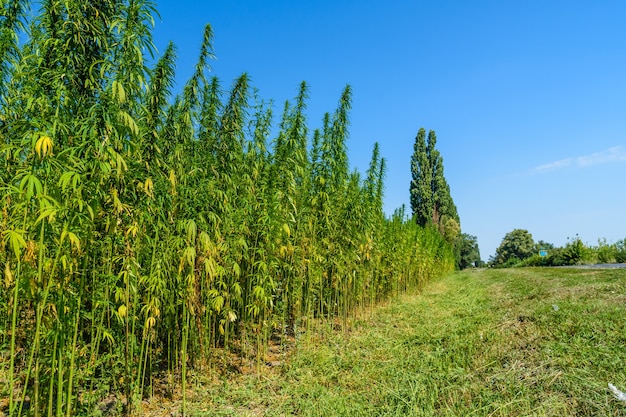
top-left (152, 1), bottom-right (626, 260)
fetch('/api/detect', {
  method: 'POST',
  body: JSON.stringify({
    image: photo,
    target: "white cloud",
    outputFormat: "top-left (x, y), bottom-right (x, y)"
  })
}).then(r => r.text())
top-left (533, 157), bottom-right (573, 173)
top-left (531, 146), bottom-right (626, 174)
top-left (576, 146), bottom-right (626, 167)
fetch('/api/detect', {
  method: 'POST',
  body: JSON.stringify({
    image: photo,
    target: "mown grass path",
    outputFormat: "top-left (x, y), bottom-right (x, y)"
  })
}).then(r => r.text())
top-left (166, 268), bottom-right (626, 416)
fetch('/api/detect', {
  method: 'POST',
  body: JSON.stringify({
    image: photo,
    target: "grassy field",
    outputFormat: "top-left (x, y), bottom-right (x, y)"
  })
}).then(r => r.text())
top-left (139, 267), bottom-right (626, 416)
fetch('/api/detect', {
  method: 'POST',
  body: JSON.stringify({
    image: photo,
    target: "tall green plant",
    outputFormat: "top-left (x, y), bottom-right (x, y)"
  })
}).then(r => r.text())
top-left (0, 3), bottom-right (458, 414)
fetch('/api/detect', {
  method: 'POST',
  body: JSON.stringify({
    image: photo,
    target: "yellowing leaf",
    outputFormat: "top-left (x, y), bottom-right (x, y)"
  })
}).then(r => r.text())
top-left (144, 177), bottom-right (154, 197)
top-left (35, 135), bottom-right (53, 157)
top-left (169, 170), bottom-right (177, 191)
top-left (126, 224), bottom-right (138, 238)
top-left (67, 231), bottom-right (81, 252)
top-left (112, 80), bottom-right (126, 104)
top-left (118, 110), bottom-right (138, 136)
top-left (102, 330), bottom-right (115, 346)
top-left (118, 304), bottom-right (127, 319)
top-left (4, 262), bottom-right (13, 288)
top-left (145, 316), bottom-right (156, 330)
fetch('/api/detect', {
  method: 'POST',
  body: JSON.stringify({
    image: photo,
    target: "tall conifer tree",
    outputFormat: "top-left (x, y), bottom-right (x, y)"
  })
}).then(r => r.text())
top-left (409, 128), bottom-right (459, 239)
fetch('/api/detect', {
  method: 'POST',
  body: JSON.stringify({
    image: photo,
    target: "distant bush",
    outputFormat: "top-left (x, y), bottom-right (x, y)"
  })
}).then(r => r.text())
top-left (493, 233), bottom-right (626, 268)
top-left (520, 248), bottom-right (567, 267)
top-left (595, 238), bottom-right (617, 263)
top-left (519, 255), bottom-right (541, 267)
top-left (561, 236), bottom-right (593, 265)
top-left (499, 257), bottom-right (522, 268)
top-left (613, 239), bottom-right (625, 262)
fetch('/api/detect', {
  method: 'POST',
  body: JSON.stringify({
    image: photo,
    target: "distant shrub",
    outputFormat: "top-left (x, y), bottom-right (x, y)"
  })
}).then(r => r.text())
top-left (615, 239), bottom-right (626, 263)
top-left (545, 247), bottom-right (567, 266)
top-left (595, 238), bottom-right (616, 264)
top-left (562, 236), bottom-right (593, 265)
top-left (520, 254), bottom-right (549, 267)
top-left (494, 234), bottom-right (625, 268)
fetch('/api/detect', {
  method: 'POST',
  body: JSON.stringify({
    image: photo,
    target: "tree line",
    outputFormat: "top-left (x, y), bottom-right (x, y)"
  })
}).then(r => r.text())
top-left (0, 1), bottom-right (456, 415)
top-left (491, 229), bottom-right (626, 267)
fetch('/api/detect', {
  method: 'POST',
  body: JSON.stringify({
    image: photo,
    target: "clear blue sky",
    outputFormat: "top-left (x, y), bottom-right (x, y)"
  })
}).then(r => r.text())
top-left (152, 0), bottom-right (626, 260)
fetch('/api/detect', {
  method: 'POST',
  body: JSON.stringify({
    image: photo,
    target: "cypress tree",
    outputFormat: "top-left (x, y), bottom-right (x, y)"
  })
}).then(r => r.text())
top-left (410, 128), bottom-right (431, 227)
top-left (409, 128), bottom-right (459, 240)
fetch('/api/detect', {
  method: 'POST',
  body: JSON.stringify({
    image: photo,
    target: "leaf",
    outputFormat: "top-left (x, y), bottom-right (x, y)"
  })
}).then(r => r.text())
top-left (4, 229), bottom-right (27, 259)
top-left (183, 246), bottom-right (196, 268)
top-left (4, 262), bottom-right (13, 288)
top-left (20, 174), bottom-right (42, 199)
top-left (144, 177), bottom-right (154, 197)
top-left (213, 295), bottom-right (224, 313)
top-left (252, 285), bottom-right (265, 298)
top-left (111, 188), bottom-right (124, 214)
top-left (145, 316), bottom-right (156, 330)
top-left (118, 110), bottom-right (138, 136)
top-left (186, 219), bottom-right (197, 243)
top-left (35, 135), bottom-right (53, 157)
top-left (169, 170), bottom-right (177, 191)
top-left (204, 257), bottom-right (216, 278)
top-left (231, 282), bottom-right (242, 297)
top-left (247, 304), bottom-right (260, 318)
top-left (36, 206), bottom-right (59, 225)
top-left (58, 171), bottom-right (81, 192)
top-left (282, 223), bottom-right (291, 238)
top-left (198, 231), bottom-right (211, 252)
top-left (66, 231), bottom-right (81, 252)
top-left (126, 224), bottom-right (138, 238)
top-left (101, 330), bottom-right (115, 346)
top-left (86, 204), bottom-right (95, 221)
top-left (112, 80), bottom-right (126, 104)
top-left (227, 310), bottom-right (237, 323)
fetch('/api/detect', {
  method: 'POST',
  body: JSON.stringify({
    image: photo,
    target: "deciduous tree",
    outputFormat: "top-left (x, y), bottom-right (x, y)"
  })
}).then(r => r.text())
top-left (494, 229), bottom-right (535, 266)
top-left (456, 233), bottom-right (481, 269)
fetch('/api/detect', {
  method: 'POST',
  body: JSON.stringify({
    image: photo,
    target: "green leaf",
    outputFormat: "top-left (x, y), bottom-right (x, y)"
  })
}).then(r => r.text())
top-left (20, 174), bottom-right (42, 199)
top-left (213, 296), bottom-right (224, 313)
top-left (35, 206), bottom-right (59, 225)
top-left (3, 229), bottom-right (27, 259)
top-left (58, 171), bottom-right (80, 192)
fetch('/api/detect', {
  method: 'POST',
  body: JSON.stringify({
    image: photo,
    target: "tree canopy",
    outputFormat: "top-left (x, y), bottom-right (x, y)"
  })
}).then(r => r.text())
top-left (456, 233), bottom-right (482, 269)
top-left (493, 229), bottom-right (536, 266)
top-left (409, 128), bottom-right (460, 243)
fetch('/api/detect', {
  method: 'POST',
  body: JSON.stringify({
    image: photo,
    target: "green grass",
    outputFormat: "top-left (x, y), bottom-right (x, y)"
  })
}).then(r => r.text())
top-left (145, 267), bottom-right (626, 416)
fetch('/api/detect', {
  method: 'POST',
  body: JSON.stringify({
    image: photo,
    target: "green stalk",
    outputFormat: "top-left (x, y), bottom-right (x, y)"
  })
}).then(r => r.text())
top-left (124, 270), bottom-right (132, 417)
top-left (181, 305), bottom-right (189, 416)
top-left (56, 298), bottom-right (65, 417)
top-left (18, 223), bottom-right (48, 417)
top-left (65, 294), bottom-right (81, 417)
top-left (137, 331), bottom-right (150, 400)
top-left (47, 331), bottom-right (58, 417)
top-left (8, 259), bottom-right (22, 416)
